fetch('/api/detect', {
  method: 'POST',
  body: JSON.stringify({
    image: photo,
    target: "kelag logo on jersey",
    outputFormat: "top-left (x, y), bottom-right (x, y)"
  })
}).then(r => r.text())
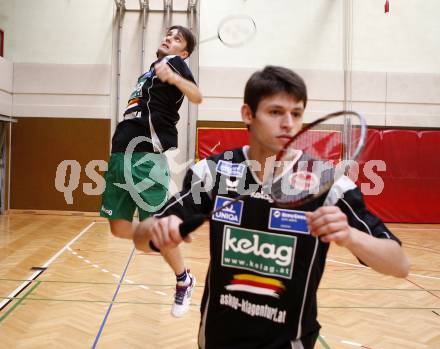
top-left (222, 226), bottom-right (296, 279)
top-left (269, 208), bottom-right (309, 235)
top-left (216, 160), bottom-right (246, 178)
top-left (213, 196), bottom-right (243, 225)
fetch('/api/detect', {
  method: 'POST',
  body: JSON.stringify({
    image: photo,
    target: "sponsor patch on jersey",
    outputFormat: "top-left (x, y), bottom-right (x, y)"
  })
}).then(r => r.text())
top-left (226, 178), bottom-right (239, 192)
top-left (222, 225), bottom-right (296, 279)
top-left (219, 293), bottom-right (287, 323)
top-left (225, 274), bottom-right (286, 299)
top-left (268, 208), bottom-right (309, 235)
top-left (250, 190), bottom-right (274, 203)
top-left (128, 69), bottom-right (154, 100)
top-left (213, 196), bottom-right (243, 225)
top-left (216, 160), bottom-right (246, 178)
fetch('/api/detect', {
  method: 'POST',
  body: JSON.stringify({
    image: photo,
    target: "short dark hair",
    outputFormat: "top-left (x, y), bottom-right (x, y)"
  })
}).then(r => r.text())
top-left (244, 66), bottom-right (307, 115)
top-left (168, 25), bottom-right (196, 57)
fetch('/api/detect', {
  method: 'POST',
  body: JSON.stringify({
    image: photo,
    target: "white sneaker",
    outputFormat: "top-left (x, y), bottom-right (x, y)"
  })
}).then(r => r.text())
top-left (171, 273), bottom-right (196, 318)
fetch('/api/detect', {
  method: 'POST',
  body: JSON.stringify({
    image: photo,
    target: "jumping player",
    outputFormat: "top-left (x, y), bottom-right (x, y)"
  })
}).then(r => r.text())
top-left (101, 25), bottom-right (202, 317)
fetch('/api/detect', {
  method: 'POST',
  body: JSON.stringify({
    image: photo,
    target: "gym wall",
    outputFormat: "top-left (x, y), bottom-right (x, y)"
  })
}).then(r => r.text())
top-left (1, 0), bottom-right (439, 219)
top-left (2, 0), bottom-right (113, 212)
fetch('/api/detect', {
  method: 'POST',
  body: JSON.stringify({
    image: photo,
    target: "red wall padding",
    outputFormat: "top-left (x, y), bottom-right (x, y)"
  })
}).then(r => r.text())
top-left (360, 130), bottom-right (440, 223)
top-left (197, 128), bottom-right (249, 160)
top-left (197, 127), bottom-right (440, 223)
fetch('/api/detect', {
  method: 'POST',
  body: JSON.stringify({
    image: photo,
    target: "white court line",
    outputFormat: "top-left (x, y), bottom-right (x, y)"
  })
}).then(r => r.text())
top-left (0, 221), bottom-right (96, 310)
top-left (327, 258), bottom-right (440, 280)
top-left (67, 242), bottom-right (169, 296)
top-left (341, 340), bottom-right (362, 347)
top-left (71, 249), bottom-right (170, 295)
top-left (0, 269), bottom-right (45, 310)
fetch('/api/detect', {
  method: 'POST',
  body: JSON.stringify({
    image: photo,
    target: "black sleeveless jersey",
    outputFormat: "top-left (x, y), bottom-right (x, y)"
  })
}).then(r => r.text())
top-left (156, 146), bottom-right (400, 349)
top-left (111, 55), bottom-right (195, 153)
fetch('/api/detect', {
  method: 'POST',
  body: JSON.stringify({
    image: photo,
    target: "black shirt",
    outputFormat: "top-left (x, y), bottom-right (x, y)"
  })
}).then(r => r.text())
top-left (155, 146), bottom-right (401, 349)
top-left (111, 55), bottom-right (195, 153)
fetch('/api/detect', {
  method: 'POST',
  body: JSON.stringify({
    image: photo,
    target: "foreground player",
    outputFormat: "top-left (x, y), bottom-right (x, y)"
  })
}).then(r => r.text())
top-left (134, 66), bottom-right (410, 348)
top-left (100, 25), bottom-right (201, 317)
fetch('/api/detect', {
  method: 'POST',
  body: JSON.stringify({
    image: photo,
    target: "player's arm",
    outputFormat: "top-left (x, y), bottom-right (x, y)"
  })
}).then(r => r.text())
top-left (306, 206), bottom-right (410, 278)
top-left (133, 215), bottom-right (188, 253)
top-left (134, 160), bottom-right (214, 253)
top-left (154, 60), bottom-right (202, 104)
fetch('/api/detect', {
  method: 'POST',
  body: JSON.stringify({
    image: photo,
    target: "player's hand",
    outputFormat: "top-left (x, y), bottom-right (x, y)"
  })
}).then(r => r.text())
top-left (134, 216), bottom-right (192, 253)
top-left (148, 215), bottom-right (193, 250)
top-left (147, 215), bottom-right (181, 249)
top-left (154, 61), bottom-right (180, 85)
top-left (306, 206), bottom-right (353, 246)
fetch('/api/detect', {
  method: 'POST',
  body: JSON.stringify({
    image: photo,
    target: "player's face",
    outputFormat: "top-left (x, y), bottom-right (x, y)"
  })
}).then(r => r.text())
top-left (157, 29), bottom-right (189, 59)
top-left (242, 93), bottom-right (305, 156)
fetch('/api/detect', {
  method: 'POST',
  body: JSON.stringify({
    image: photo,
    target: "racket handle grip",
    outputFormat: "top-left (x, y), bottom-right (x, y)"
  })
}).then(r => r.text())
top-left (179, 214), bottom-right (206, 237)
top-left (148, 214), bottom-right (206, 252)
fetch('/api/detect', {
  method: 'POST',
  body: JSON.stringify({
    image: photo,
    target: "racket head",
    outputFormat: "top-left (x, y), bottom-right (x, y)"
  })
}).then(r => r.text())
top-left (270, 110), bottom-right (367, 208)
top-left (217, 14), bottom-right (257, 47)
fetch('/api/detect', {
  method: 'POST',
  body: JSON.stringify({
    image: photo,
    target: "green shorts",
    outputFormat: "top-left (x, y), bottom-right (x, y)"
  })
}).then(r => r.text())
top-left (100, 152), bottom-right (170, 221)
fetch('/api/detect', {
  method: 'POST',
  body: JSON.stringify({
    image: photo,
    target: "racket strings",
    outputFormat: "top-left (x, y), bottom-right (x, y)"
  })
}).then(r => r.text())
top-left (269, 112), bottom-right (365, 207)
top-left (217, 15), bottom-right (256, 47)
top-left (271, 160), bottom-right (336, 205)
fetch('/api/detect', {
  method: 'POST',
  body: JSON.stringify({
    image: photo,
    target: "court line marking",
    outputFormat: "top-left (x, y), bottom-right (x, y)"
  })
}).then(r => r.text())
top-left (0, 296), bottom-right (197, 306)
top-left (0, 281), bottom-right (41, 322)
top-left (67, 247), bottom-right (167, 295)
top-left (320, 335), bottom-right (375, 349)
top-left (0, 278), bottom-right (177, 286)
top-left (341, 340), bottom-right (362, 347)
top-left (92, 247), bottom-right (136, 349)
top-left (0, 278), bottom-right (437, 291)
top-left (405, 278), bottom-right (440, 300)
top-left (327, 259), bottom-right (440, 280)
top-left (3, 218), bottom-right (425, 348)
top-left (1, 254), bottom-right (410, 349)
top-left (0, 221), bottom-right (96, 311)
top-left (1, 296), bottom-right (439, 310)
top-left (318, 335), bottom-right (333, 349)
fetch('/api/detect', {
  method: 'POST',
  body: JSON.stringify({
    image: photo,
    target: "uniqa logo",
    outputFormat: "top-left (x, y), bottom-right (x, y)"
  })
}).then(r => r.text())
top-left (224, 228), bottom-right (293, 267)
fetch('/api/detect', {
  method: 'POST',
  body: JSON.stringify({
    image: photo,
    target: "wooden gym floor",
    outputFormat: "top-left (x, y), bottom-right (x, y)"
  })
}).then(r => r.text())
top-left (0, 212), bottom-right (439, 348)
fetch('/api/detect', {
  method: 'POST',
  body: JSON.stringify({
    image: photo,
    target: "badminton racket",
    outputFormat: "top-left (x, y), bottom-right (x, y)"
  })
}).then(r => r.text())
top-left (150, 110), bottom-right (366, 251)
top-left (199, 14), bottom-right (256, 47)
